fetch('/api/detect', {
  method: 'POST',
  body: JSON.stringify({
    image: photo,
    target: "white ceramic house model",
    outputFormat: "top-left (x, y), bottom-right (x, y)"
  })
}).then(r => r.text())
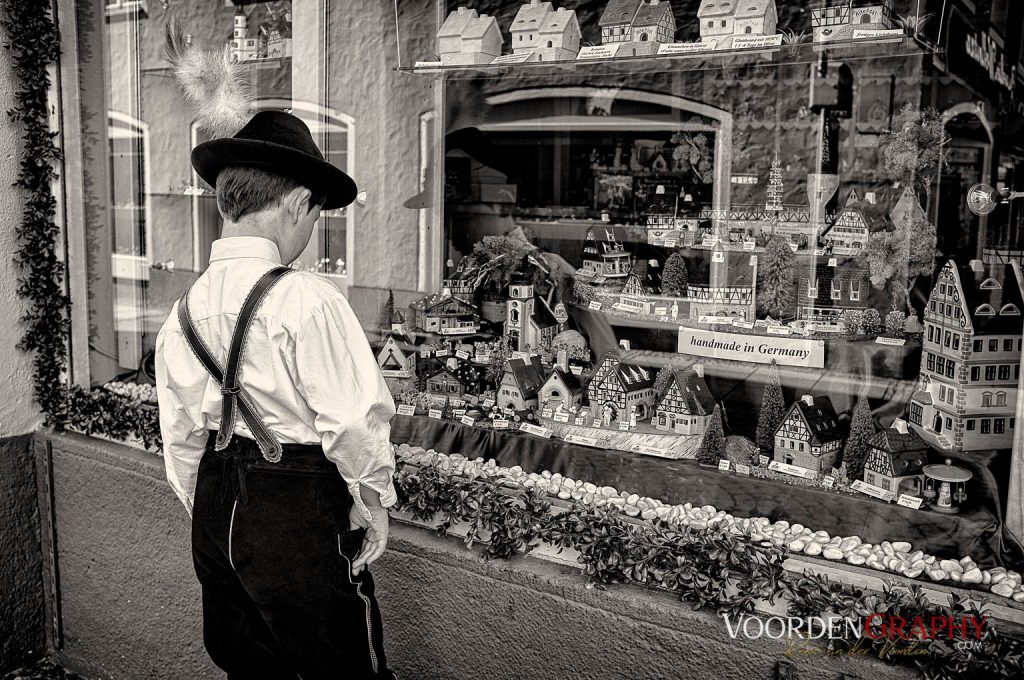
top-left (511, 0), bottom-right (582, 62)
top-left (231, 11), bottom-right (260, 62)
top-left (697, 0), bottom-right (778, 48)
top-left (811, 1), bottom-right (895, 43)
top-left (438, 7), bottom-right (503, 66)
top-left (506, 282), bottom-right (558, 352)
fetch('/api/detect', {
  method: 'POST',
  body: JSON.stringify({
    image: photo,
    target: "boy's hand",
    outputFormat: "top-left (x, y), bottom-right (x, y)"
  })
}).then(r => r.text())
top-left (349, 489), bottom-right (389, 575)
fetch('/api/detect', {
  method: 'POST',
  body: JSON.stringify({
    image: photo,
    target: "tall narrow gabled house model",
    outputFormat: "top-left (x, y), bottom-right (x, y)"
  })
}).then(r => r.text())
top-left (773, 394), bottom-right (844, 474)
top-left (506, 278), bottom-right (558, 352)
top-left (438, 7), bottom-right (503, 65)
top-left (864, 418), bottom-right (928, 495)
top-left (511, 0), bottom-right (581, 62)
top-left (908, 260), bottom-right (1023, 452)
top-left (498, 355), bottom-right (547, 411)
top-left (587, 351), bottom-right (657, 422)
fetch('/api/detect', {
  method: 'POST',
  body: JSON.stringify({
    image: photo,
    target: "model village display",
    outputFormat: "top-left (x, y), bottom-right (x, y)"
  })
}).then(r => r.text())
top-left (430, 0), bottom-right (907, 67)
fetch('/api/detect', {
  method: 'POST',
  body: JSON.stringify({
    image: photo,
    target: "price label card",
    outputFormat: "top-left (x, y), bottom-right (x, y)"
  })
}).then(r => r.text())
top-left (736, 464), bottom-right (751, 476)
top-left (460, 415), bottom-right (475, 427)
top-left (553, 412), bottom-right (570, 423)
top-left (476, 352), bottom-right (490, 363)
top-left (570, 365), bottom-right (583, 375)
top-left (504, 406), bottom-right (516, 416)
top-left (759, 455), bottom-right (770, 467)
top-left (419, 350), bottom-right (432, 358)
top-left (566, 434), bottom-right (599, 447)
top-left (574, 416), bottom-right (586, 425)
top-left (664, 239), bottom-right (678, 248)
top-left (453, 409), bottom-right (466, 418)
top-left (541, 408), bottom-right (553, 419)
top-left (588, 301), bottom-right (603, 311)
top-left (482, 398), bottom-right (495, 408)
top-left (897, 494), bottom-right (923, 510)
top-left (658, 40), bottom-right (714, 55)
top-left (435, 349), bottom-right (450, 357)
top-left (851, 480), bottom-right (897, 502)
top-left (618, 421), bottom-right (630, 431)
top-left (428, 409), bottom-right (442, 419)
top-left (490, 52), bottom-right (533, 65)
top-left (827, 258), bottom-right (838, 267)
top-left (768, 460), bottom-right (817, 480)
top-left (451, 398), bottom-right (465, 407)
top-left (455, 350), bottom-right (469, 360)
top-left (396, 404), bottom-right (416, 416)
top-left (577, 44), bottom-right (620, 60)
top-left (822, 475), bottom-right (836, 489)
top-left (520, 423), bottom-right (552, 438)
top-left (593, 418), bottom-right (603, 428)
top-left (718, 460), bottom-right (731, 472)
top-left (875, 337), bottom-right (907, 346)
top-left (492, 419), bottom-right (510, 430)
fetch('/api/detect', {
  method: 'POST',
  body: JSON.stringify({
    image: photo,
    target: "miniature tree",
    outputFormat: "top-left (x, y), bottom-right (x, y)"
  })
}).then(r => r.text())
top-left (697, 405), bottom-right (726, 465)
top-left (755, 360), bottom-right (785, 456)
top-left (441, 396), bottom-right (454, 420)
top-left (661, 252), bottom-right (689, 297)
top-left (758, 236), bottom-right (796, 319)
top-left (862, 308), bottom-right (881, 337)
top-left (842, 310), bottom-right (863, 341)
top-left (860, 191), bottom-right (936, 314)
top-left (843, 397), bottom-right (874, 482)
top-left (654, 365), bottom-right (676, 397)
top-left (671, 131), bottom-right (714, 183)
top-left (573, 278), bottom-right (596, 303)
top-left (484, 338), bottom-right (511, 389)
top-left (884, 307), bottom-right (905, 338)
top-left (882, 105), bottom-right (949, 213)
top-left (380, 289), bottom-right (396, 329)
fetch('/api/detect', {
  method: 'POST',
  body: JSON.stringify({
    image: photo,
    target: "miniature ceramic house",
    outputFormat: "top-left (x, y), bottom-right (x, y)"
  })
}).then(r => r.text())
top-left (498, 356), bottom-right (547, 411)
top-left (645, 185), bottom-right (682, 246)
top-left (409, 289), bottom-right (480, 336)
top-left (773, 394), bottom-right (844, 474)
top-left (863, 419), bottom-right (928, 496)
top-left (599, 0), bottom-right (642, 44)
top-left (686, 244), bottom-right (756, 321)
top-left (795, 262), bottom-right (869, 333)
top-left (600, 0), bottom-right (677, 56)
top-left (811, 0), bottom-right (895, 43)
top-left (697, 0), bottom-right (778, 49)
top-left (506, 281), bottom-right (558, 352)
top-left (425, 358), bottom-right (481, 397)
top-left (654, 364), bottom-right (716, 435)
top-left (231, 9), bottom-right (261, 62)
top-left (540, 367), bottom-right (585, 410)
top-left (438, 7), bottom-right (503, 66)
top-left (587, 351), bottom-right (657, 422)
top-left (511, 1), bottom-right (581, 62)
top-left (617, 272), bottom-right (650, 314)
top-left (823, 204), bottom-right (871, 255)
top-left (908, 260), bottom-right (1023, 453)
top-left (579, 228), bottom-right (632, 281)
top-left (376, 333), bottom-right (415, 379)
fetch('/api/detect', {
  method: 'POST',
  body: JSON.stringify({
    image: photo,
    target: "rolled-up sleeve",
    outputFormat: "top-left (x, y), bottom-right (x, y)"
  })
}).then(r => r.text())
top-left (156, 329), bottom-right (208, 518)
top-left (293, 297), bottom-right (397, 521)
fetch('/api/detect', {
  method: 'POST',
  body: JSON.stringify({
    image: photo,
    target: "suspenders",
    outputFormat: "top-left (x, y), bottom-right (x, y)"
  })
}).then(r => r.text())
top-left (176, 266), bottom-right (293, 463)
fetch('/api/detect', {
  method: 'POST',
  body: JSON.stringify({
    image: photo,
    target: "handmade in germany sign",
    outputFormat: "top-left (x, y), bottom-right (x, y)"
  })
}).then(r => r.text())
top-left (677, 328), bottom-right (825, 368)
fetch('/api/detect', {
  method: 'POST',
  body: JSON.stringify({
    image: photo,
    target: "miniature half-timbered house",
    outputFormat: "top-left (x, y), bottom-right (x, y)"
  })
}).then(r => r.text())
top-left (773, 394), bottom-right (845, 473)
top-left (599, 0), bottom-right (641, 43)
top-left (409, 289), bottom-right (480, 336)
top-left (425, 358), bottom-right (481, 397)
top-left (654, 364), bottom-right (717, 435)
top-left (511, 1), bottom-right (581, 62)
top-left (863, 418), bottom-right (928, 495)
top-left (909, 260), bottom-right (1023, 453)
top-left (438, 7), bottom-right (503, 66)
top-left (686, 244), bottom-right (757, 321)
top-left (698, 0), bottom-right (778, 48)
top-left (823, 204), bottom-right (871, 255)
top-left (811, 0), bottom-right (895, 43)
top-left (376, 333), bottom-right (415, 378)
top-left (498, 356), bottom-right (547, 411)
top-left (506, 281), bottom-right (558, 352)
top-left (586, 351), bottom-right (657, 423)
top-left (616, 272), bottom-right (649, 314)
top-left (539, 367), bottom-right (584, 410)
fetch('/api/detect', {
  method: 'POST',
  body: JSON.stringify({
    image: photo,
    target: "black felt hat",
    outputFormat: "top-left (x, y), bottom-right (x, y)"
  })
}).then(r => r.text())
top-left (192, 110), bottom-right (357, 210)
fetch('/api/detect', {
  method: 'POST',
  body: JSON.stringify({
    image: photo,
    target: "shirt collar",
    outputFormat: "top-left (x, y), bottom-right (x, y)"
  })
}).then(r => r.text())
top-left (208, 237), bottom-right (283, 265)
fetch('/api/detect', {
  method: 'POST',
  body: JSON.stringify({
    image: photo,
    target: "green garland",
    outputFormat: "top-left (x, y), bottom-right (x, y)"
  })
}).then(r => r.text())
top-left (2, 1), bottom-right (161, 447)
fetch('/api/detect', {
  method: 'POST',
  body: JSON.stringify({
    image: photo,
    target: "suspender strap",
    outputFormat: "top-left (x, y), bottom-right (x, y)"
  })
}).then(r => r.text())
top-left (176, 266), bottom-right (293, 463)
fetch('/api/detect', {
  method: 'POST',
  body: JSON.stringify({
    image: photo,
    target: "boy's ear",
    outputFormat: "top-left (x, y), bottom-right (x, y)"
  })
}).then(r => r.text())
top-left (285, 186), bottom-right (312, 222)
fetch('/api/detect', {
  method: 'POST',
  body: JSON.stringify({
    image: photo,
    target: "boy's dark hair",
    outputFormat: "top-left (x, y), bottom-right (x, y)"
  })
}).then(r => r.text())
top-left (216, 166), bottom-right (327, 221)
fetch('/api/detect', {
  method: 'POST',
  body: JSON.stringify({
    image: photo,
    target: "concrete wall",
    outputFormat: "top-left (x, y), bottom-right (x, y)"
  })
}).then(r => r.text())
top-left (39, 431), bottom-right (917, 680)
top-left (0, 9), bottom-right (45, 672)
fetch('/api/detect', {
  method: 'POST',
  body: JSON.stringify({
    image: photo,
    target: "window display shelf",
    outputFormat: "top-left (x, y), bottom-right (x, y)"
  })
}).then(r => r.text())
top-left (399, 34), bottom-right (937, 78)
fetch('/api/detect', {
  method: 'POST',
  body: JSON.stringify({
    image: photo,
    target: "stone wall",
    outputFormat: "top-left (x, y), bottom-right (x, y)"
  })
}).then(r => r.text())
top-left (38, 431), bottom-right (916, 680)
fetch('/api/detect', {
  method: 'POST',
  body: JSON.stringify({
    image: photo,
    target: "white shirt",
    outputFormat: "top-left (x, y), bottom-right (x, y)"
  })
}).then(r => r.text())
top-left (155, 236), bottom-right (397, 521)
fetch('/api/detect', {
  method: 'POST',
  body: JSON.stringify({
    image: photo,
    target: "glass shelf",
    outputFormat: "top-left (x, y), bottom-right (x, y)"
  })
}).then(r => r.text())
top-left (398, 34), bottom-right (939, 79)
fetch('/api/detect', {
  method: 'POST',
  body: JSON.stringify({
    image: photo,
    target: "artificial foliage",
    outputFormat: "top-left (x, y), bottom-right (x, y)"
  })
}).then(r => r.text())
top-left (755, 360), bottom-right (785, 455)
top-left (844, 397), bottom-right (875, 481)
top-left (885, 308), bottom-right (906, 338)
top-left (882, 105), bottom-right (949, 213)
top-left (380, 289), bottom-right (396, 329)
top-left (757, 236), bottom-right (796, 319)
top-left (696, 404), bottom-right (725, 465)
top-left (653, 364), bottom-right (675, 397)
top-left (842, 309), bottom-right (864, 340)
top-left (660, 252), bottom-right (689, 297)
top-left (863, 308), bottom-right (882, 336)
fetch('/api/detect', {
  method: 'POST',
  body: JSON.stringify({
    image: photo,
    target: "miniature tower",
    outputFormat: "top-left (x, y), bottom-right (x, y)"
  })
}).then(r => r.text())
top-left (765, 153), bottom-right (784, 213)
top-left (232, 11), bottom-right (247, 61)
top-left (506, 280), bottom-right (535, 352)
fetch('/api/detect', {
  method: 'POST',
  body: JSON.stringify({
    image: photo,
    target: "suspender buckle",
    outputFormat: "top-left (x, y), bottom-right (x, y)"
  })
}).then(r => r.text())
top-left (221, 385), bottom-right (241, 396)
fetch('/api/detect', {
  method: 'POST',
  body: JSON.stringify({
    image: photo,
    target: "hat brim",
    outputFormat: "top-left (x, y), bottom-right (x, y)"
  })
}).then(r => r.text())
top-left (192, 138), bottom-right (357, 210)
